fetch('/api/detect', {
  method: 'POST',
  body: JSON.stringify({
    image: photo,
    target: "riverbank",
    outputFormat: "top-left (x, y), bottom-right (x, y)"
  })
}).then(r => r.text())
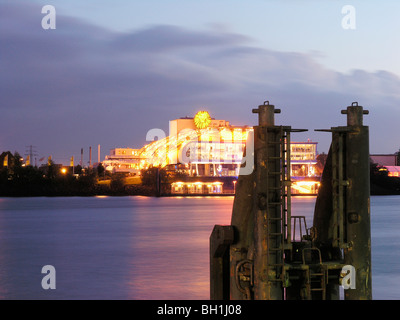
top-left (1, 165), bottom-right (400, 197)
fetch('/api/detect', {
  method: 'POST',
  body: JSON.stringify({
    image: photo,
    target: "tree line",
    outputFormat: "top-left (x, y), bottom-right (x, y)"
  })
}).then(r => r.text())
top-left (0, 151), bottom-right (163, 197)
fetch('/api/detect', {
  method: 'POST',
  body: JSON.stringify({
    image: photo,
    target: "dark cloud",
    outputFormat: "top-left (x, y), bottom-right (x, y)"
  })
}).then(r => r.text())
top-left (1, 1), bottom-right (400, 164)
top-left (113, 24), bottom-right (251, 52)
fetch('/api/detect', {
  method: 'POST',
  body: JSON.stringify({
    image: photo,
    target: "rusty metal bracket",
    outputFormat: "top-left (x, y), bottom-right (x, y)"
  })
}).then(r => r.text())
top-left (235, 259), bottom-right (254, 299)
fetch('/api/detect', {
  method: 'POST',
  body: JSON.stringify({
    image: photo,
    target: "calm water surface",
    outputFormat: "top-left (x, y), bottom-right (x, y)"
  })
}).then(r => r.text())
top-left (0, 195), bottom-right (398, 300)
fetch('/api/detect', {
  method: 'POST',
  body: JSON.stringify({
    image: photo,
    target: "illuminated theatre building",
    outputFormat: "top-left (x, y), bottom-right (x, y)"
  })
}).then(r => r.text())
top-left (140, 111), bottom-right (320, 194)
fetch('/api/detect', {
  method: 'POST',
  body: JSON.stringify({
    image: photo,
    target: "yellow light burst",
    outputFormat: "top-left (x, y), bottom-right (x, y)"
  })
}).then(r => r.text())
top-left (194, 111), bottom-right (211, 129)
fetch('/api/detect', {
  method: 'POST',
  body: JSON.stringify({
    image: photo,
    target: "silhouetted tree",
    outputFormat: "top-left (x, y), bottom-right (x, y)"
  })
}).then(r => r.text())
top-left (110, 173), bottom-right (125, 194)
top-left (97, 163), bottom-right (105, 177)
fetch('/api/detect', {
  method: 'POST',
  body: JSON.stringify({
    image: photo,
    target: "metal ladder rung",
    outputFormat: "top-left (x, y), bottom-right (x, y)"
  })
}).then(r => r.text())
top-left (306, 267), bottom-right (327, 299)
top-left (268, 247), bottom-right (282, 251)
top-left (269, 278), bottom-right (283, 282)
top-left (268, 263), bottom-right (284, 267)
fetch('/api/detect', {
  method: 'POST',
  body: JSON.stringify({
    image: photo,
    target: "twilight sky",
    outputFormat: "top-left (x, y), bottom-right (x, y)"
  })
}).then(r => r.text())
top-left (1, 0), bottom-right (400, 165)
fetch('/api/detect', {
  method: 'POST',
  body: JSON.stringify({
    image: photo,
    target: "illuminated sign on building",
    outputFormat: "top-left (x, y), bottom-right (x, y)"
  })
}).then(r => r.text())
top-left (194, 111), bottom-right (212, 129)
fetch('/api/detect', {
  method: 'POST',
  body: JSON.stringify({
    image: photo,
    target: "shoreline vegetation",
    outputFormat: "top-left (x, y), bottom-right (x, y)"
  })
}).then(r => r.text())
top-left (1, 152), bottom-right (399, 197)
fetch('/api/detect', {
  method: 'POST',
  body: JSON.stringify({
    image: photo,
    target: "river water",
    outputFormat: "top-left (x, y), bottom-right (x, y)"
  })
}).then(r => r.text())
top-left (0, 195), bottom-right (398, 300)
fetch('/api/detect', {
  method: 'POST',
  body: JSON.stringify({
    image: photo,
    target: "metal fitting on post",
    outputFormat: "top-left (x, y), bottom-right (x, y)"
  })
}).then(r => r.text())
top-left (341, 102), bottom-right (369, 126)
top-left (252, 101), bottom-right (281, 127)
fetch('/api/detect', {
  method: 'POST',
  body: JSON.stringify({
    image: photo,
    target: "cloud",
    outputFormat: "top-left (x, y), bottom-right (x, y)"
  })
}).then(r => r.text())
top-left (113, 24), bottom-right (251, 52)
top-left (1, 1), bottom-right (400, 163)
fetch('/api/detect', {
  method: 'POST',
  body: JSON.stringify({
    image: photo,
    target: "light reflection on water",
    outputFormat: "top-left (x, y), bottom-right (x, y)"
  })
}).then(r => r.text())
top-left (0, 195), bottom-right (398, 299)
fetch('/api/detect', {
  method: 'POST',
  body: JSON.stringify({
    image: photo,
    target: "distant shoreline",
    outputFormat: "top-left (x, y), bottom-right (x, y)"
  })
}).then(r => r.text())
top-left (1, 190), bottom-right (398, 198)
